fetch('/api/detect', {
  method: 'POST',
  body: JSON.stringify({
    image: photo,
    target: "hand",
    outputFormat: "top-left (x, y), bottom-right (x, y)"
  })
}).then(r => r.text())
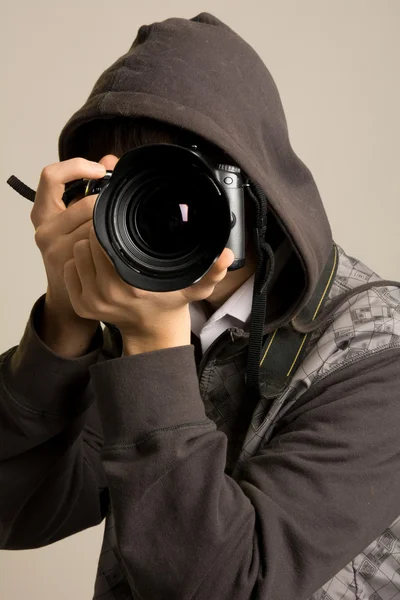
top-left (31, 155), bottom-right (117, 356)
top-left (63, 225), bottom-right (234, 354)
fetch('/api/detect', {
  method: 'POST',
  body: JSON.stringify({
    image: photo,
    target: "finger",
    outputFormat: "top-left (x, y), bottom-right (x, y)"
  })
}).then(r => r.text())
top-left (88, 225), bottom-right (116, 280)
top-left (217, 248), bottom-right (235, 271)
top-left (65, 220), bottom-right (93, 251)
top-left (32, 158), bottom-right (106, 227)
top-left (188, 250), bottom-right (233, 299)
top-left (63, 258), bottom-right (83, 310)
top-left (68, 155), bottom-right (120, 208)
top-left (72, 239), bottom-right (97, 292)
top-left (203, 248), bottom-right (235, 283)
top-left (59, 155), bottom-right (119, 229)
top-left (57, 195), bottom-right (97, 235)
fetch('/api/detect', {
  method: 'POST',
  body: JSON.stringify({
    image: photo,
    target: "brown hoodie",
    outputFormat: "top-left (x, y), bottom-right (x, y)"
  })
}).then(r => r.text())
top-left (2, 12), bottom-right (400, 600)
top-left (58, 12), bottom-right (333, 330)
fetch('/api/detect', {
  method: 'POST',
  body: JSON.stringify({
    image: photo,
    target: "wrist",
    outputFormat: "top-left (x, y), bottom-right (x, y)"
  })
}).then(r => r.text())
top-left (39, 294), bottom-right (101, 358)
top-left (122, 333), bottom-right (191, 356)
top-left (121, 309), bottom-right (191, 356)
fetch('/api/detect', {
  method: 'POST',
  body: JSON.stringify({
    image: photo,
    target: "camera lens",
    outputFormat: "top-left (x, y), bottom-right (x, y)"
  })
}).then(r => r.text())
top-left (129, 174), bottom-right (202, 257)
top-left (93, 144), bottom-right (232, 291)
top-left (113, 166), bottom-right (216, 268)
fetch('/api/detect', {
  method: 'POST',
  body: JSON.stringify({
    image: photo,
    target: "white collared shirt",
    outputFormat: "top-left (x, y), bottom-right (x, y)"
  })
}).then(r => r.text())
top-left (189, 274), bottom-right (255, 355)
top-left (189, 238), bottom-right (292, 355)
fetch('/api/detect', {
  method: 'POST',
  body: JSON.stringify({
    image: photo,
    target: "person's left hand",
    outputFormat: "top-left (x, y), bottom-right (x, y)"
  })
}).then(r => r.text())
top-left (63, 224), bottom-right (234, 355)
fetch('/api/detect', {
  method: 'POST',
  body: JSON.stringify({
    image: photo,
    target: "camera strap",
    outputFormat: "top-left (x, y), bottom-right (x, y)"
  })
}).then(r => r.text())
top-left (244, 182), bottom-right (338, 406)
top-left (6, 174), bottom-right (87, 207)
top-left (245, 181), bottom-right (274, 403)
top-left (257, 244), bottom-right (338, 402)
top-left (6, 175), bottom-right (36, 202)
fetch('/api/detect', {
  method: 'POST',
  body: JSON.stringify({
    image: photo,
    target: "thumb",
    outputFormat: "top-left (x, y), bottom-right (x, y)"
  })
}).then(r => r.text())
top-left (219, 248), bottom-right (235, 270)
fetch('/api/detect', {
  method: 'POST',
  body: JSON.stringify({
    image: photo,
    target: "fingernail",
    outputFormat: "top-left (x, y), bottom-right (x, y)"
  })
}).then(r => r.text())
top-left (90, 162), bottom-right (106, 173)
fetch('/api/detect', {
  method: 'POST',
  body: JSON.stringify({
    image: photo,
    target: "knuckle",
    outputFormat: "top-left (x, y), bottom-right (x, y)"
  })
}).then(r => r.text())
top-left (80, 195), bottom-right (96, 211)
top-left (81, 293), bottom-right (101, 315)
top-left (101, 282), bottom-right (119, 304)
top-left (30, 208), bottom-right (37, 227)
top-left (44, 244), bottom-right (59, 265)
top-left (64, 257), bottom-right (75, 272)
top-left (73, 157), bottom-right (88, 171)
top-left (131, 288), bottom-right (146, 300)
top-left (71, 196), bottom-right (95, 220)
top-left (73, 302), bottom-right (87, 319)
top-left (100, 282), bottom-right (114, 302)
top-left (97, 300), bottom-right (111, 317)
top-left (40, 164), bottom-right (54, 182)
top-left (34, 225), bottom-right (48, 249)
top-left (72, 238), bottom-right (88, 256)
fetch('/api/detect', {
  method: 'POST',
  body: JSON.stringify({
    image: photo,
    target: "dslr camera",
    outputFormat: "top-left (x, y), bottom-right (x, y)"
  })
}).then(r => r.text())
top-left (63, 143), bottom-right (248, 292)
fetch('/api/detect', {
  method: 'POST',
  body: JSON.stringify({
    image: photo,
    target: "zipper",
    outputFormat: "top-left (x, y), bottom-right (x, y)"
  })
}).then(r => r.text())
top-left (196, 327), bottom-right (244, 382)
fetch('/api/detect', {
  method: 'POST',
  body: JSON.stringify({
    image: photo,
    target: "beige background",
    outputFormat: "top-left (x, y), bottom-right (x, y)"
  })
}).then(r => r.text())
top-left (1, 1), bottom-right (399, 598)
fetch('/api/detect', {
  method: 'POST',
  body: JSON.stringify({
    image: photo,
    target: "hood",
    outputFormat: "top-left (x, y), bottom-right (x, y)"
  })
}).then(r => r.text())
top-left (58, 12), bottom-right (333, 331)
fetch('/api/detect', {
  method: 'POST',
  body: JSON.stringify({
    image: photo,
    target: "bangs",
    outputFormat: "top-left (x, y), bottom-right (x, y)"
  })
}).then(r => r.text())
top-left (66, 116), bottom-right (224, 162)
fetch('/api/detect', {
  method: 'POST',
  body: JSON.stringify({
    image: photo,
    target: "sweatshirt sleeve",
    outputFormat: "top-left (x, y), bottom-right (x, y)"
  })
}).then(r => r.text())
top-left (89, 344), bottom-right (400, 600)
top-left (0, 295), bottom-right (113, 550)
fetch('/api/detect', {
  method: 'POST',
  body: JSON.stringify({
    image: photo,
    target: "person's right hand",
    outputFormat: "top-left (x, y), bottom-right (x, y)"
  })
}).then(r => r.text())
top-left (31, 156), bottom-right (116, 356)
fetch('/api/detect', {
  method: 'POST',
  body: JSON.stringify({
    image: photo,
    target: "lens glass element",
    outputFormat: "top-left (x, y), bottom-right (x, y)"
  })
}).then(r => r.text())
top-left (130, 175), bottom-right (203, 256)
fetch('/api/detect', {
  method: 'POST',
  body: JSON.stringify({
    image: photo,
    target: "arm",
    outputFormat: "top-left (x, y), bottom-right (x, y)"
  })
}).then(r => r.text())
top-left (89, 344), bottom-right (400, 600)
top-left (0, 295), bottom-right (114, 550)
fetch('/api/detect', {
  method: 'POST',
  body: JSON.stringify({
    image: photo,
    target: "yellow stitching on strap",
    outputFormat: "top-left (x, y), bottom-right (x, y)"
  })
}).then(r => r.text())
top-left (287, 244), bottom-right (338, 377)
top-left (260, 328), bottom-right (278, 366)
top-left (287, 333), bottom-right (309, 376)
top-left (258, 245), bottom-right (338, 376)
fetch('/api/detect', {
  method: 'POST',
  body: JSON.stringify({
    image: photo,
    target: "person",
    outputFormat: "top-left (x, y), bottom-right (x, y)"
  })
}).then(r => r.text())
top-left (1, 12), bottom-right (400, 600)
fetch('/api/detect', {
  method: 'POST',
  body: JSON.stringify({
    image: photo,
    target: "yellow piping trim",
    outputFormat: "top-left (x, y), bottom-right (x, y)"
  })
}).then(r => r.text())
top-left (286, 245), bottom-right (338, 376)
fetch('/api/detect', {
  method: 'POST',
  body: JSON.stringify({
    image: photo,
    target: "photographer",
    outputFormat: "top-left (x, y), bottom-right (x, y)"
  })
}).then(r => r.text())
top-left (1, 12), bottom-right (400, 600)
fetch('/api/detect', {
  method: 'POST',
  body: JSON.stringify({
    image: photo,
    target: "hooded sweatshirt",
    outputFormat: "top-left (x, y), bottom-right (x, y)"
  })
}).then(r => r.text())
top-left (1, 12), bottom-right (400, 600)
top-left (58, 12), bottom-right (333, 331)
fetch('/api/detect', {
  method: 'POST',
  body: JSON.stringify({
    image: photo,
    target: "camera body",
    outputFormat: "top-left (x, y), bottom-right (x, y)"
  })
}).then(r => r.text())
top-left (64, 143), bottom-right (247, 292)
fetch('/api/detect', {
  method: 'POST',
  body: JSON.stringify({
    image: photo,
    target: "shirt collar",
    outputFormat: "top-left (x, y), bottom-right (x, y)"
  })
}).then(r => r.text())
top-left (190, 274), bottom-right (254, 337)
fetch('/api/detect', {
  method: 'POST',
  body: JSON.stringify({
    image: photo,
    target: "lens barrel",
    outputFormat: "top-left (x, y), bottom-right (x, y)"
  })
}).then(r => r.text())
top-left (93, 144), bottom-right (240, 291)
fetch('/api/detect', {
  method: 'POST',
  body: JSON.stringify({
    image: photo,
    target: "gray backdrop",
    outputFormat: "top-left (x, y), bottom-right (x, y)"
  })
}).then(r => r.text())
top-left (1, 1), bottom-right (399, 597)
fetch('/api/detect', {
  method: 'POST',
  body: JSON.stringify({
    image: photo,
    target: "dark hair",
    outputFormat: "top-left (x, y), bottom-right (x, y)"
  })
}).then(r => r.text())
top-left (70, 116), bottom-right (230, 164)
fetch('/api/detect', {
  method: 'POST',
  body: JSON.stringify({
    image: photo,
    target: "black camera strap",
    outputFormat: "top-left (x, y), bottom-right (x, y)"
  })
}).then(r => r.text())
top-left (6, 175), bottom-right (36, 203)
top-left (257, 244), bottom-right (338, 403)
top-left (245, 182), bottom-right (275, 404)
top-left (6, 174), bottom-right (88, 207)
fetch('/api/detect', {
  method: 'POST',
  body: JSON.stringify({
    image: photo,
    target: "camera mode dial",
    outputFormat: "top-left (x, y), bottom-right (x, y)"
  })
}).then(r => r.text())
top-left (217, 164), bottom-right (241, 173)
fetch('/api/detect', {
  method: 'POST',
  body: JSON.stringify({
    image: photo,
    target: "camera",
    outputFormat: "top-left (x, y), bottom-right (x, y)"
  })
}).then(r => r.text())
top-left (63, 143), bottom-right (247, 292)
